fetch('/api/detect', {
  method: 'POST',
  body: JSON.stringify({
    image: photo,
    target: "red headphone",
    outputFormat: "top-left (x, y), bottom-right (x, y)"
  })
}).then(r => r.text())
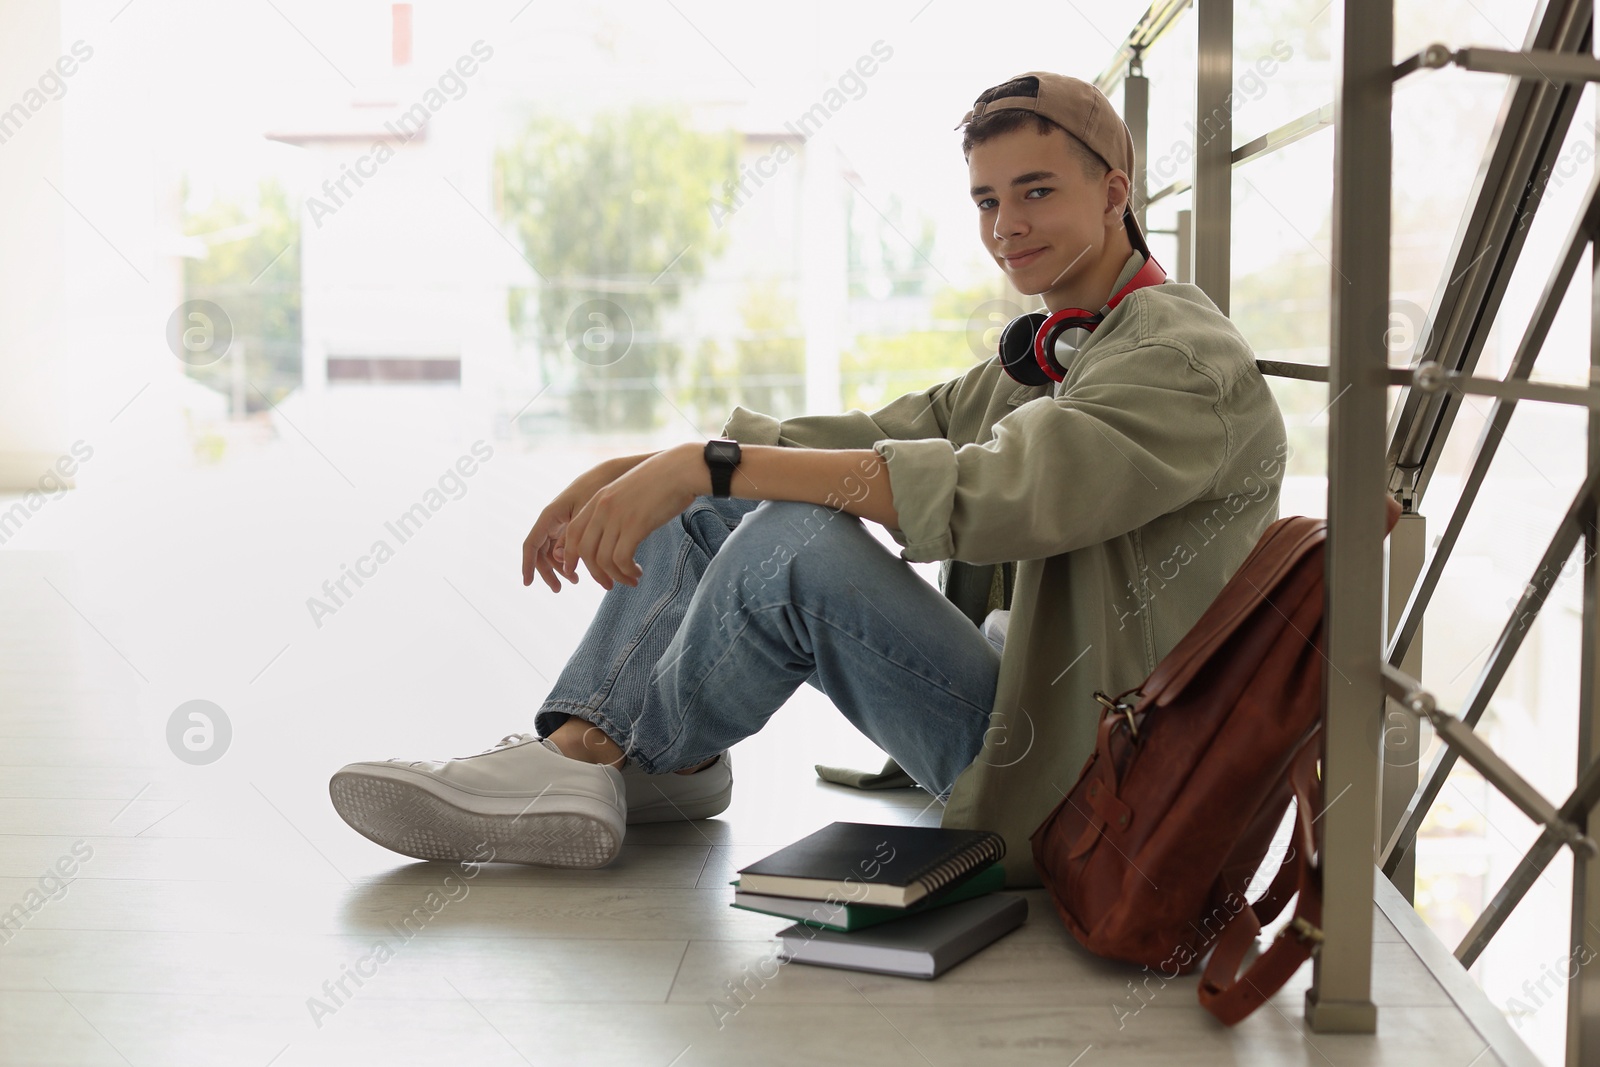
top-left (997, 254), bottom-right (1168, 385)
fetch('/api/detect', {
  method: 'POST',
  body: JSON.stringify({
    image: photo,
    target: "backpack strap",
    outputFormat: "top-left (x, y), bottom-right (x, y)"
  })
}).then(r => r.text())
top-left (1197, 738), bottom-right (1324, 1026)
top-left (1066, 711), bottom-right (1136, 860)
top-left (1249, 817), bottom-right (1306, 928)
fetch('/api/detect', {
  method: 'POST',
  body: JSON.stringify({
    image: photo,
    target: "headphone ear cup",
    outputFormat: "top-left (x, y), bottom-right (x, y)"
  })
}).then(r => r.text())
top-left (1034, 310), bottom-right (1102, 382)
top-left (998, 312), bottom-right (1051, 386)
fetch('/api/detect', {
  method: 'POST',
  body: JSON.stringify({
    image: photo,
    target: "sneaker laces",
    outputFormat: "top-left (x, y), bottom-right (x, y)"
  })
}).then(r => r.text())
top-left (390, 732), bottom-right (545, 765)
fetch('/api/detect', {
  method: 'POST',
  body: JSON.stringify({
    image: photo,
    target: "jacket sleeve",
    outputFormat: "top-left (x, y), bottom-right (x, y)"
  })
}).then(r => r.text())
top-left (871, 342), bottom-right (1230, 565)
top-left (720, 372), bottom-right (964, 450)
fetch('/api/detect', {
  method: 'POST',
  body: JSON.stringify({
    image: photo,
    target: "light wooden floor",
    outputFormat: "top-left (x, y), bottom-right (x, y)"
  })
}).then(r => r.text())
top-left (0, 445), bottom-right (1532, 1066)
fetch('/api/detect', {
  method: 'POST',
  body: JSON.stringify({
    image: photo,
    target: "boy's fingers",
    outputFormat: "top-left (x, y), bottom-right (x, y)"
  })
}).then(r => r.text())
top-left (576, 517), bottom-right (612, 590)
top-left (595, 524), bottom-right (624, 589)
top-left (613, 535), bottom-right (640, 587)
top-left (522, 511), bottom-right (556, 585)
top-left (562, 508), bottom-right (593, 581)
top-left (549, 544), bottom-right (573, 587)
top-left (580, 532), bottom-right (608, 589)
top-left (535, 544), bottom-right (560, 593)
top-left (525, 537), bottom-right (551, 587)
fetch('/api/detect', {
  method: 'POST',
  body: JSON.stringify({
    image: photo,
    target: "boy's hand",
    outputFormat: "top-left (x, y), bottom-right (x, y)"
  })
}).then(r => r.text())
top-left (523, 457), bottom-right (633, 592)
top-left (556, 444), bottom-right (701, 591)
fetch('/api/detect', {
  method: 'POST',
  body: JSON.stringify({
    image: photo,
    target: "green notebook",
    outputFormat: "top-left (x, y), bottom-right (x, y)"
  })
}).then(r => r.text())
top-left (730, 861), bottom-right (1006, 932)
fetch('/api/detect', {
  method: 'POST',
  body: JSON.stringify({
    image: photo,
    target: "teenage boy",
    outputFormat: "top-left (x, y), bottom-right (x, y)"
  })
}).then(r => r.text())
top-left (329, 72), bottom-right (1287, 886)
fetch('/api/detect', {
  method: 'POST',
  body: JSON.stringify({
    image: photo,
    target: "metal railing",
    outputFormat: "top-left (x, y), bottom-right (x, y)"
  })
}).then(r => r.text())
top-left (1097, 0), bottom-right (1600, 1053)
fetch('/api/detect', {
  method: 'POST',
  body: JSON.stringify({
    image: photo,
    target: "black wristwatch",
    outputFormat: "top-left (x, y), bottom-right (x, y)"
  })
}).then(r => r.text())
top-left (703, 437), bottom-right (742, 497)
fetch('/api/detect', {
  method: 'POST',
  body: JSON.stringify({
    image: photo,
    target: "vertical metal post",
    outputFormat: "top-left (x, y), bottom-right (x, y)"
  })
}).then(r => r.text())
top-left (1193, 0), bottom-right (1233, 314)
top-left (1566, 462), bottom-right (1599, 1065)
top-left (1570, 84), bottom-right (1600, 1067)
top-left (1382, 508), bottom-right (1425, 903)
top-left (1124, 52), bottom-right (1150, 235)
top-left (1177, 209), bottom-right (1192, 284)
top-left (1306, 0), bottom-right (1389, 1034)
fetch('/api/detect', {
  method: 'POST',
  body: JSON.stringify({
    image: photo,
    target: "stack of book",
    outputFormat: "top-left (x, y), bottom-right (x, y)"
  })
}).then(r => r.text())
top-left (731, 821), bottom-right (1027, 979)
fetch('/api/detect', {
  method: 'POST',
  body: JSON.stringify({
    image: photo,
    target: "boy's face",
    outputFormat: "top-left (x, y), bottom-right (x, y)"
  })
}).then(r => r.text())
top-left (968, 126), bottom-right (1130, 310)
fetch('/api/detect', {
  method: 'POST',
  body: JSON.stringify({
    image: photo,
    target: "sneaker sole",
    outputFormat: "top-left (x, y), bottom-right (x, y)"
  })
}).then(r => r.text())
top-left (625, 778), bottom-right (733, 824)
top-left (329, 767), bottom-right (623, 868)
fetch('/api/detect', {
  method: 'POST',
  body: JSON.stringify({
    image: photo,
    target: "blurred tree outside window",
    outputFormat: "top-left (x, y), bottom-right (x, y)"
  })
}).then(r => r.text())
top-left (496, 107), bottom-right (737, 434)
top-left (180, 177), bottom-right (303, 417)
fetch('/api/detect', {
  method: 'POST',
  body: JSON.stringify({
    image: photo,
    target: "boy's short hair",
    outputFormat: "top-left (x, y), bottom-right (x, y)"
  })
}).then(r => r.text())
top-left (959, 75), bottom-right (1112, 182)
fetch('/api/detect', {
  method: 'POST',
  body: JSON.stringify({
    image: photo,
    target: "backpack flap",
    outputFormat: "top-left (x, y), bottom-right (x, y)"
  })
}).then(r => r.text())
top-left (1143, 494), bottom-right (1402, 710)
top-left (1141, 517), bottom-right (1327, 710)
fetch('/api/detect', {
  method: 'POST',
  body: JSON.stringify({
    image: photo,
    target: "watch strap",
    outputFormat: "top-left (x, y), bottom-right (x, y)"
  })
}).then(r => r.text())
top-left (704, 438), bottom-right (740, 497)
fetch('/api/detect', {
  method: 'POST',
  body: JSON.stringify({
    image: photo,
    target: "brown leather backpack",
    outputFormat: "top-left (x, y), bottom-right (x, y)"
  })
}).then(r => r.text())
top-left (1029, 500), bottom-right (1400, 1025)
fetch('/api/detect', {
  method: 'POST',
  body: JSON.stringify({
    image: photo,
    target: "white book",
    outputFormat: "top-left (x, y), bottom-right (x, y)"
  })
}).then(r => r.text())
top-left (774, 893), bottom-right (1028, 979)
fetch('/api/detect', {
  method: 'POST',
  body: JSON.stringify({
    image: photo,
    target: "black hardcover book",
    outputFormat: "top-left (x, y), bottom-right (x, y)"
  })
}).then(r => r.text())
top-left (776, 892), bottom-right (1029, 979)
top-left (735, 821), bottom-right (1006, 907)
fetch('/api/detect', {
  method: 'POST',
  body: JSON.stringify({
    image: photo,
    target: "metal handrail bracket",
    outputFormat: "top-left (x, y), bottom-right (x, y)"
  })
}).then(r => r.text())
top-left (1380, 664), bottom-right (1599, 857)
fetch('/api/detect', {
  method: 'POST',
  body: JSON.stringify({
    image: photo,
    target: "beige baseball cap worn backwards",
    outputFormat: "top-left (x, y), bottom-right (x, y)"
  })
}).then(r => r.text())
top-left (955, 71), bottom-right (1150, 257)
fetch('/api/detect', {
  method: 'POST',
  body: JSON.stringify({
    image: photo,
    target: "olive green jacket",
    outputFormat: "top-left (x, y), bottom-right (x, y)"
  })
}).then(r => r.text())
top-left (719, 253), bottom-right (1289, 887)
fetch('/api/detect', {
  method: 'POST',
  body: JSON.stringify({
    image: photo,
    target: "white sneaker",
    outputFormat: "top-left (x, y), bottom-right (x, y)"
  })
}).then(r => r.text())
top-left (621, 749), bottom-right (733, 824)
top-left (329, 733), bottom-right (625, 868)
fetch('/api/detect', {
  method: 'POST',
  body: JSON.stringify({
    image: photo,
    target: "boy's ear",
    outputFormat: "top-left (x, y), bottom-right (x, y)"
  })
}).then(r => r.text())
top-left (1104, 170), bottom-right (1131, 224)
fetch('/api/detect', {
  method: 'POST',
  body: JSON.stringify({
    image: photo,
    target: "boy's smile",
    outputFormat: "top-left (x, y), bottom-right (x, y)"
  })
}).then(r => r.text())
top-left (968, 126), bottom-right (1134, 315)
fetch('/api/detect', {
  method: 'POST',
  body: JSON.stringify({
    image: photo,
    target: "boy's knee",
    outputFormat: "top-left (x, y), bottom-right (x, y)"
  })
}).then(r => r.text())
top-left (715, 503), bottom-right (833, 574)
top-left (731, 500), bottom-right (861, 557)
top-left (702, 502), bottom-right (874, 617)
top-left (678, 495), bottom-right (762, 549)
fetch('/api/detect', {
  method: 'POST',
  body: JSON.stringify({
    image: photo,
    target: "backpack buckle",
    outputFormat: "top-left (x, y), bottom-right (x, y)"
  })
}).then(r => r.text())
top-left (1285, 917), bottom-right (1324, 948)
top-left (1094, 689), bottom-right (1144, 741)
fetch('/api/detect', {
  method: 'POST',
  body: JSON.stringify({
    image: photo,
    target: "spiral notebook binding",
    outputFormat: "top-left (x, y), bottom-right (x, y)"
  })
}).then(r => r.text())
top-left (913, 834), bottom-right (1004, 895)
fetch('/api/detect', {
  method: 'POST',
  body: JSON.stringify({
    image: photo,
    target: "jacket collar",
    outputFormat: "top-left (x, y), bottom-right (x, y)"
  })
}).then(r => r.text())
top-left (1103, 250), bottom-right (1147, 311)
top-left (1013, 251), bottom-right (1151, 405)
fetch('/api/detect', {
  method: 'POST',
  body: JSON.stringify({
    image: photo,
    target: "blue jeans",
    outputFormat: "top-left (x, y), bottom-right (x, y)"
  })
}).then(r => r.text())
top-left (533, 496), bottom-right (1000, 797)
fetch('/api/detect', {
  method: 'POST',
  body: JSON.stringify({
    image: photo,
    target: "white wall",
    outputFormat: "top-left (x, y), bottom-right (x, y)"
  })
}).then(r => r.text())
top-left (0, 0), bottom-right (69, 490)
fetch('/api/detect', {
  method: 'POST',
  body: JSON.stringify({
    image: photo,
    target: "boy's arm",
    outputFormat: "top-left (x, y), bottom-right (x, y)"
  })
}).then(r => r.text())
top-left (547, 367), bottom-right (973, 590)
top-left (865, 343), bottom-right (1261, 566)
top-left (607, 449), bottom-right (662, 476)
top-left (540, 376), bottom-right (951, 592)
top-left (721, 371), bottom-right (966, 450)
top-left (719, 445), bottom-right (898, 527)
top-left (551, 442), bottom-right (900, 590)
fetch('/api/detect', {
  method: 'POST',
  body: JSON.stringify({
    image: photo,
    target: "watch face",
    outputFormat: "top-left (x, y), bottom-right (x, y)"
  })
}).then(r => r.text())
top-left (707, 440), bottom-right (739, 464)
